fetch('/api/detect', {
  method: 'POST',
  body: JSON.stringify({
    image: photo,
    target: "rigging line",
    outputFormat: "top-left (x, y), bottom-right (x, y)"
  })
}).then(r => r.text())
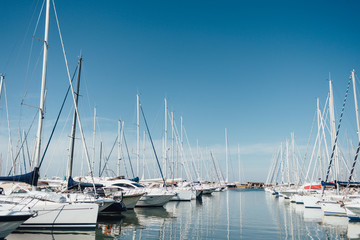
top-left (38, 65), bottom-right (78, 168)
top-left (53, 0), bottom-right (96, 193)
top-left (100, 135), bottom-right (118, 177)
top-left (215, 153), bottom-right (226, 182)
top-left (140, 103), bottom-right (166, 186)
top-left (183, 126), bottom-right (200, 181)
top-left (301, 105), bottom-right (317, 182)
top-left (25, 130), bottom-right (32, 169)
top-left (25, 0), bottom-right (45, 88)
top-left (346, 140), bottom-right (360, 192)
top-left (210, 152), bottom-right (221, 183)
top-left (172, 117), bottom-right (192, 180)
top-left (122, 133), bottom-right (134, 178)
top-left (20, 131), bottom-right (27, 173)
top-left (323, 76), bottom-right (352, 192)
top-left (121, 143), bottom-right (129, 178)
top-left (44, 104), bottom-right (73, 176)
top-left (7, 112), bottom-right (38, 176)
top-left (22, 48), bottom-right (44, 104)
top-left (4, 0), bottom-right (41, 71)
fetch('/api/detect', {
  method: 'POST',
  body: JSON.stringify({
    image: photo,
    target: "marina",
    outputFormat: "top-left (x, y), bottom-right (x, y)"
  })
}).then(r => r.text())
top-left (5, 189), bottom-right (360, 239)
top-left (2, 0), bottom-right (360, 239)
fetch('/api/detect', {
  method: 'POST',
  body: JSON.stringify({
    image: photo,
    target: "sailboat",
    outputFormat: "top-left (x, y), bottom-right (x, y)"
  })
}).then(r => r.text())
top-left (0, 205), bottom-right (34, 239)
top-left (0, 0), bottom-right (99, 229)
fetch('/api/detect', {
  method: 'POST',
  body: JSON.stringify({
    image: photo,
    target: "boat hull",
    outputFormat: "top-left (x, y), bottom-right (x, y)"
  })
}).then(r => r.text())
top-left (170, 189), bottom-right (193, 201)
top-left (17, 202), bottom-right (99, 230)
top-left (136, 194), bottom-right (174, 207)
top-left (0, 211), bottom-right (33, 238)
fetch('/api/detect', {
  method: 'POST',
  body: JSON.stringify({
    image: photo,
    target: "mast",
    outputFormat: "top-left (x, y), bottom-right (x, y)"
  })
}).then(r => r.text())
top-left (280, 142), bottom-right (284, 184)
top-left (92, 107), bottom-right (96, 174)
top-left (136, 94), bottom-right (140, 177)
top-left (171, 111), bottom-right (174, 180)
top-left (238, 144), bottom-right (241, 183)
top-left (66, 57), bottom-right (82, 181)
top-left (117, 120), bottom-right (121, 176)
top-left (180, 115), bottom-right (183, 178)
top-left (329, 78), bottom-right (339, 181)
top-left (164, 98), bottom-right (167, 179)
top-left (99, 142), bottom-right (102, 177)
top-left (316, 98), bottom-right (323, 181)
top-left (33, 0), bottom-right (50, 187)
top-left (0, 75), bottom-right (15, 175)
top-left (351, 70), bottom-right (360, 142)
top-left (225, 128), bottom-right (228, 183)
top-left (142, 130), bottom-right (146, 180)
top-left (0, 75), bottom-right (4, 103)
top-left (286, 139), bottom-right (290, 184)
top-left (291, 132), bottom-right (296, 184)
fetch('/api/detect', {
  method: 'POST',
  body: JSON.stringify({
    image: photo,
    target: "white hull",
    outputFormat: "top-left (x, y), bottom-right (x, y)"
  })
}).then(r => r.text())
top-left (0, 210), bottom-right (33, 239)
top-left (294, 194), bottom-right (304, 204)
top-left (0, 192), bottom-right (99, 230)
top-left (171, 189), bottom-right (193, 201)
top-left (63, 193), bottom-right (114, 213)
top-left (303, 195), bottom-right (321, 209)
top-left (7, 231), bottom-right (95, 240)
top-left (19, 202), bottom-right (99, 229)
top-left (346, 203), bottom-right (360, 220)
top-left (121, 194), bottom-right (143, 209)
top-left (136, 194), bottom-right (174, 207)
top-left (321, 201), bottom-right (347, 217)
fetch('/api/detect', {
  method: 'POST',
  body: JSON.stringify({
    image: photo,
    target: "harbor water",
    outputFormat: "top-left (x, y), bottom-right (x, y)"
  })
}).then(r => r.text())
top-left (7, 189), bottom-right (360, 239)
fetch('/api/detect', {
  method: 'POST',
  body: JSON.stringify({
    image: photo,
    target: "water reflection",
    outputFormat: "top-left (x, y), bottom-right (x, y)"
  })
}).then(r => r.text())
top-left (8, 191), bottom-right (360, 239)
top-left (348, 222), bottom-right (360, 239)
top-left (7, 231), bottom-right (95, 240)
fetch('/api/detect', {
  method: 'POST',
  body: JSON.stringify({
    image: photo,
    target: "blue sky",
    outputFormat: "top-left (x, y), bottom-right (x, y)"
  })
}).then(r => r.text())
top-left (1, 0), bottom-right (360, 182)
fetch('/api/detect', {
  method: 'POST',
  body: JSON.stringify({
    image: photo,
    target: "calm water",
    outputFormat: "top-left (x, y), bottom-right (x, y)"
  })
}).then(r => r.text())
top-left (6, 190), bottom-right (360, 239)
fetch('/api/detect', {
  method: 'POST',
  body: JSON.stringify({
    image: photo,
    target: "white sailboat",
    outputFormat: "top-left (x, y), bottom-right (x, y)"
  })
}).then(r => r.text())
top-left (0, 205), bottom-right (33, 239)
top-left (0, 0), bottom-right (99, 230)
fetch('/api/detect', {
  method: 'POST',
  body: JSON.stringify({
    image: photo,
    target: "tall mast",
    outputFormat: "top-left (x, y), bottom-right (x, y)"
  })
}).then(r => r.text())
top-left (197, 139), bottom-right (200, 180)
top-left (316, 98), bottom-right (322, 180)
top-left (66, 57), bottom-right (82, 180)
top-left (291, 132), bottom-right (296, 183)
top-left (142, 130), bottom-right (146, 180)
top-left (92, 107), bottom-right (96, 173)
top-left (225, 128), bottom-right (228, 183)
top-left (280, 142), bottom-right (284, 184)
top-left (351, 70), bottom-right (360, 142)
top-left (329, 78), bottom-right (338, 181)
top-left (119, 120), bottom-right (125, 176)
top-left (238, 144), bottom-right (241, 182)
top-left (164, 98), bottom-right (167, 179)
top-left (286, 139), bottom-right (290, 184)
top-left (171, 111), bottom-right (174, 180)
top-left (117, 120), bottom-right (121, 176)
top-left (180, 115), bottom-right (183, 178)
top-left (0, 74), bottom-right (4, 102)
top-left (136, 94), bottom-right (140, 177)
top-left (34, 0), bottom-right (50, 177)
top-left (0, 75), bottom-right (13, 174)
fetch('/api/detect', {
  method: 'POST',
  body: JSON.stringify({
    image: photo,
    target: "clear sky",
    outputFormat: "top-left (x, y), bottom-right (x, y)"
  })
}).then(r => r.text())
top-left (1, 0), bottom-right (360, 182)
